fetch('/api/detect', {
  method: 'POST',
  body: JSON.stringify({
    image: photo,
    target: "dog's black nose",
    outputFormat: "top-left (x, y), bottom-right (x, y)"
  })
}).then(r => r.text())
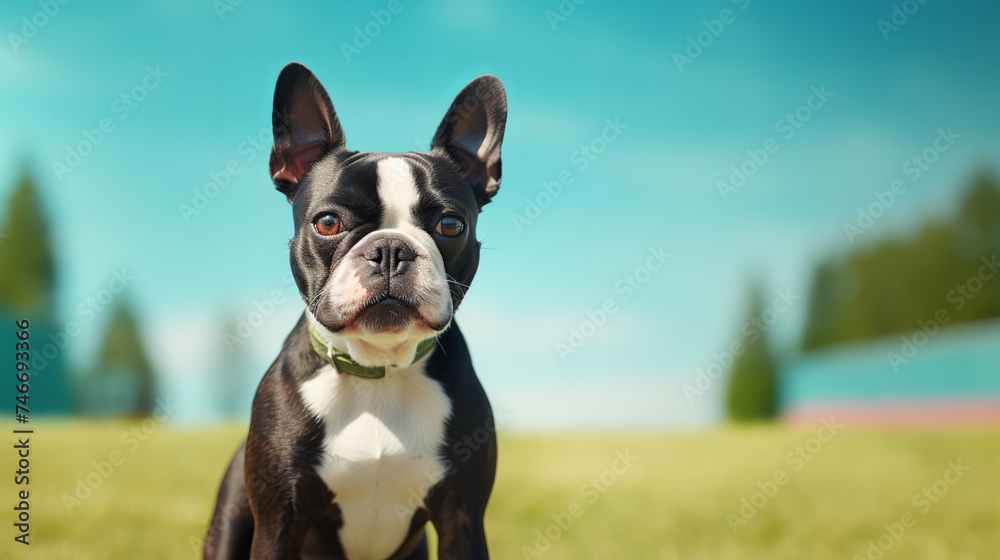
top-left (364, 237), bottom-right (417, 277)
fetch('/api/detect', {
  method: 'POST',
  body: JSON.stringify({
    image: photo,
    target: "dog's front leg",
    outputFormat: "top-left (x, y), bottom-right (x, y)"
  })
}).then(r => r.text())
top-left (245, 476), bottom-right (313, 560)
top-left (248, 517), bottom-right (304, 560)
top-left (244, 436), bottom-right (310, 559)
top-left (431, 503), bottom-right (489, 560)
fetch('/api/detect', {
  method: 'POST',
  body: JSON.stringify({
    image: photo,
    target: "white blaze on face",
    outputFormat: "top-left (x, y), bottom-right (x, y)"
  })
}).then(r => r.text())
top-left (372, 157), bottom-right (452, 328)
top-left (377, 158), bottom-right (420, 229)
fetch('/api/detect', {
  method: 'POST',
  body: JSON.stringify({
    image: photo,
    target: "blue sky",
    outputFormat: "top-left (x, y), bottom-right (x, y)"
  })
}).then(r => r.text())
top-left (2, 0), bottom-right (999, 429)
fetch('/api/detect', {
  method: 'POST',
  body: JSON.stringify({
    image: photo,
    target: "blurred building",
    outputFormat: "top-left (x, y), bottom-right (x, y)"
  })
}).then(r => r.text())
top-left (781, 319), bottom-right (1000, 425)
top-left (2, 311), bottom-right (73, 415)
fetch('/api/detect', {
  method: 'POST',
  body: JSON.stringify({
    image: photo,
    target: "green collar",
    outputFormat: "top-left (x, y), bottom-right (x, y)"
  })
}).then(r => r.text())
top-left (307, 324), bottom-right (436, 379)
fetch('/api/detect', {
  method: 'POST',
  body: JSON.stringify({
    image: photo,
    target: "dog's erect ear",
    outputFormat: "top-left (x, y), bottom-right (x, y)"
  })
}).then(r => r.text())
top-left (270, 63), bottom-right (346, 200)
top-left (432, 75), bottom-right (507, 209)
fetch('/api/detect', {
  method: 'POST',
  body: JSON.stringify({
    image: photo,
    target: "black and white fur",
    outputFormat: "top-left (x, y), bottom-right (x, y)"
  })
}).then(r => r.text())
top-left (203, 62), bottom-right (507, 560)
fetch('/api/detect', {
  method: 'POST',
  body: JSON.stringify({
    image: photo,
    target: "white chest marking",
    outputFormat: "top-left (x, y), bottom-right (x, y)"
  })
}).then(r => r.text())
top-left (299, 364), bottom-right (451, 560)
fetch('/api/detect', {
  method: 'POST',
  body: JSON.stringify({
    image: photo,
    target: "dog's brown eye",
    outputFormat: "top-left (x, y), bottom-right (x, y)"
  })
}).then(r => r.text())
top-left (435, 216), bottom-right (465, 237)
top-left (314, 212), bottom-right (341, 236)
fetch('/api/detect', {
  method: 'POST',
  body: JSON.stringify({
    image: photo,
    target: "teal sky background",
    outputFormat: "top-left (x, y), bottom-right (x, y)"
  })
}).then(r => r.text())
top-left (2, 0), bottom-right (999, 429)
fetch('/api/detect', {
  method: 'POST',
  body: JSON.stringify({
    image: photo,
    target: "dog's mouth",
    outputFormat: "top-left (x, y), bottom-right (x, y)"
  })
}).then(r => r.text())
top-left (356, 293), bottom-right (417, 330)
top-left (320, 291), bottom-right (449, 334)
top-left (361, 291), bottom-right (414, 311)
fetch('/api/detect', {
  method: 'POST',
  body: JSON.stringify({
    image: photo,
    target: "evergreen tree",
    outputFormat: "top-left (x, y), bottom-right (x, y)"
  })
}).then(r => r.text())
top-left (0, 169), bottom-right (71, 414)
top-left (0, 169), bottom-right (56, 316)
top-left (956, 172), bottom-right (1000, 258)
top-left (93, 302), bottom-right (157, 415)
top-left (725, 286), bottom-right (779, 422)
top-left (801, 261), bottom-right (838, 351)
top-left (955, 173), bottom-right (1000, 320)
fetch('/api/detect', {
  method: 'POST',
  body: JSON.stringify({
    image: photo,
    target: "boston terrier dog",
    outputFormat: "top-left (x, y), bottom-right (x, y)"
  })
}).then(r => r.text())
top-left (203, 63), bottom-right (506, 560)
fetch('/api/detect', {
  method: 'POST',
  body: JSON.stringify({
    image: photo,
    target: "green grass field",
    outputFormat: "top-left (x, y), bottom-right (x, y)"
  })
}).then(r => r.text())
top-left (5, 421), bottom-right (1000, 559)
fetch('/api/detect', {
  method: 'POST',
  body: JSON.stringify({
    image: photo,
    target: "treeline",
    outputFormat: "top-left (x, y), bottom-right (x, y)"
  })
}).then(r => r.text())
top-left (726, 172), bottom-right (1000, 421)
top-left (803, 173), bottom-right (1000, 350)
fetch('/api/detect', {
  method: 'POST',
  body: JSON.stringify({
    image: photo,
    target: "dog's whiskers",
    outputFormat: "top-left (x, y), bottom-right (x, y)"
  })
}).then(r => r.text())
top-left (433, 336), bottom-right (448, 357)
top-left (445, 275), bottom-right (472, 290)
top-left (307, 287), bottom-right (327, 314)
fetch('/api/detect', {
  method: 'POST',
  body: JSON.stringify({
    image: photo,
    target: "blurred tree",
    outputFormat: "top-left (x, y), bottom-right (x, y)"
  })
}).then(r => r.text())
top-left (0, 169), bottom-right (55, 316)
top-left (802, 260), bottom-right (840, 351)
top-left (88, 302), bottom-right (157, 416)
top-left (726, 286), bottom-right (779, 422)
top-left (214, 314), bottom-right (255, 419)
top-left (0, 168), bottom-right (71, 414)
top-left (955, 172), bottom-right (1000, 321)
top-left (801, 173), bottom-right (1000, 351)
top-left (956, 172), bottom-right (1000, 258)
